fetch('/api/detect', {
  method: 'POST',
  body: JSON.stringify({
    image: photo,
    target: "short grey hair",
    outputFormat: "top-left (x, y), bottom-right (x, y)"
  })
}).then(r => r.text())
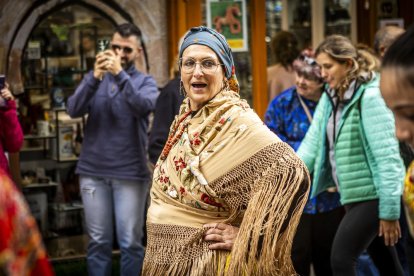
top-left (373, 26), bottom-right (405, 56)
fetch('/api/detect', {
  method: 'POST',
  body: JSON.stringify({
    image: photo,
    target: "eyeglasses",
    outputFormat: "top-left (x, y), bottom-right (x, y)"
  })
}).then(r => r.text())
top-left (179, 58), bottom-right (223, 74)
top-left (111, 44), bottom-right (134, 54)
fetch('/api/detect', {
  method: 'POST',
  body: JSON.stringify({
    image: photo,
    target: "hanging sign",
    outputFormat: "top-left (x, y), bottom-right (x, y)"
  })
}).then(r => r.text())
top-left (207, 0), bottom-right (248, 52)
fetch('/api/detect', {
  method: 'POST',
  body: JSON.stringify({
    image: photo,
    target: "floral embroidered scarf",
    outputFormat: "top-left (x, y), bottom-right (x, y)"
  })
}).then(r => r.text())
top-left (0, 168), bottom-right (54, 275)
top-left (143, 90), bottom-right (310, 275)
top-left (404, 161), bottom-right (414, 238)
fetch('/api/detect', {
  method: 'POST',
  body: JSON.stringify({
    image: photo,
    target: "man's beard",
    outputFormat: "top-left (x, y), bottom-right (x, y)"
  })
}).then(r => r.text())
top-left (121, 58), bottom-right (134, 70)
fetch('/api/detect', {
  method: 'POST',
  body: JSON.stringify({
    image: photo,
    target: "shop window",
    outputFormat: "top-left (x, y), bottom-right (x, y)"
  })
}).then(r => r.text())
top-left (266, 0), bottom-right (311, 55)
top-left (265, 1), bottom-right (283, 65)
top-left (325, 0), bottom-right (352, 37)
top-left (19, 4), bottom-right (115, 259)
top-left (289, 0), bottom-right (312, 51)
top-left (20, 5), bottom-right (114, 135)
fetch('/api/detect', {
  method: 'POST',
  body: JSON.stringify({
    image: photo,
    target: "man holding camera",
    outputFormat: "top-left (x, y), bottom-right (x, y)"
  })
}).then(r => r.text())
top-left (67, 23), bottom-right (158, 276)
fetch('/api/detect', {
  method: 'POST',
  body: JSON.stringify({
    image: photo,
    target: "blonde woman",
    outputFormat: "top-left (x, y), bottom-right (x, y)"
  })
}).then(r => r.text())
top-left (298, 35), bottom-right (405, 275)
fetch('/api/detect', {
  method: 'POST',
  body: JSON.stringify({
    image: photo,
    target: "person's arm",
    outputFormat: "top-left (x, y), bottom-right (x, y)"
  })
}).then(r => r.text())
top-left (67, 52), bottom-right (108, 118)
top-left (297, 93), bottom-right (328, 173)
top-left (361, 86), bottom-right (404, 245)
top-left (9, 152), bottom-right (22, 188)
top-left (264, 97), bottom-right (289, 143)
top-left (102, 49), bottom-right (158, 118)
top-left (67, 72), bottom-right (101, 118)
top-left (0, 100), bottom-right (23, 153)
top-left (114, 71), bottom-right (159, 117)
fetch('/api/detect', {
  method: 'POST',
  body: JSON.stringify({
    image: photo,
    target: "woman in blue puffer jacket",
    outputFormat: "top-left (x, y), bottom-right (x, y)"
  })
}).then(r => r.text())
top-left (297, 35), bottom-right (405, 276)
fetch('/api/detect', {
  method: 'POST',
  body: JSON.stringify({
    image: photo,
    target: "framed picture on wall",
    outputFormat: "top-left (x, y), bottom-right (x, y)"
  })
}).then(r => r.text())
top-left (379, 18), bottom-right (404, 28)
top-left (206, 0), bottom-right (248, 52)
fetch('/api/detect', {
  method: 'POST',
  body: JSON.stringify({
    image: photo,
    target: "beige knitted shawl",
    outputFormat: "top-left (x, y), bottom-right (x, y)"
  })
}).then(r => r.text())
top-left (143, 90), bottom-right (310, 275)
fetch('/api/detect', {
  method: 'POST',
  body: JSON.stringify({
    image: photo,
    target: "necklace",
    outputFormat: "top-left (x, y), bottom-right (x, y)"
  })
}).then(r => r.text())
top-left (159, 110), bottom-right (193, 160)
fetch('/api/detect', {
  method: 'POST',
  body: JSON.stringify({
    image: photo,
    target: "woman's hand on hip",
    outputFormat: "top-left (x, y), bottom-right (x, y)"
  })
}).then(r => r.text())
top-left (379, 219), bottom-right (401, 246)
top-left (203, 222), bottom-right (239, 251)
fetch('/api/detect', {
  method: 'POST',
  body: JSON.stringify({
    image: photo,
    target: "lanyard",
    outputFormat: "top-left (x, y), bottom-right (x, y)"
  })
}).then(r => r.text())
top-left (297, 93), bottom-right (313, 123)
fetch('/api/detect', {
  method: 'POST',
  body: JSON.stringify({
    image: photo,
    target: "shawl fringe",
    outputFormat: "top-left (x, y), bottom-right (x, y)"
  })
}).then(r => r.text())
top-left (143, 223), bottom-right (229, 275)
top-left (143, 143), bottom-right (309, 275)
top-left (209, 143), bottom-right (309, 275)
top-left (143, 250), bottom-right (229, 276)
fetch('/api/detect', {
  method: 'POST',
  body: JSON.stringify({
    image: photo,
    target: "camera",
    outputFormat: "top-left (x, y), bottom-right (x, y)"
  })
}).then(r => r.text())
top-left (97, 39), bottom-right (110, 53)
top-left (0, 74), bottom-right (5, 90)
top-left (0, 74), bottom-right (6, 107)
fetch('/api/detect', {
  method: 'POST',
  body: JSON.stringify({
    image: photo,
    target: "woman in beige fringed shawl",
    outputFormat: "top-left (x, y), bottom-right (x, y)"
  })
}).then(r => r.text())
top-left (142, 26), bottom-right (310, 276)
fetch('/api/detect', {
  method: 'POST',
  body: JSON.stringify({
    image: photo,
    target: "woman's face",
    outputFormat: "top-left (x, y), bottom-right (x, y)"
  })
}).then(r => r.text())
top-left (295, 72), bottom-right (323, 101)
top-left (181, 45), bottom-right (225, 111)
top-left (316, 52), bottom-right (350, 90)
top-left (381, 68), bottom-right (414, 148)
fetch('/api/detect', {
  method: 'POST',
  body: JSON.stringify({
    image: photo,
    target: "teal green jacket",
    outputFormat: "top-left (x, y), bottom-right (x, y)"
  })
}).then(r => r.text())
top-left (297, 76), bottom-right (404, 220)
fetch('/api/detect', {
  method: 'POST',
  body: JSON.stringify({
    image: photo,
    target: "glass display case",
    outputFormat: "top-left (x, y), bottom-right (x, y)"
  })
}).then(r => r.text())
top-left (264, 0), bottom-right (356, 51)
top-left (266, 1), bottom-right (283, 41)
top-left (288, 0), bottom-right (312, 50)
top-left (265, 0), bottom-right (283, 65)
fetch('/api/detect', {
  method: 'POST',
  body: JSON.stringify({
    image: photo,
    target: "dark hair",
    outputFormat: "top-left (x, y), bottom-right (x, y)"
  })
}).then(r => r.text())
top-left (382, 24), bottom-right (414, 69)
top-left (115, 23), bottom-right (142, 42)
top-left (114, 23), bottom-right (149, 72)
top-left (382, 24), bottom-right (414, 89)
top-left (270, 31), bottom-right (300, 70)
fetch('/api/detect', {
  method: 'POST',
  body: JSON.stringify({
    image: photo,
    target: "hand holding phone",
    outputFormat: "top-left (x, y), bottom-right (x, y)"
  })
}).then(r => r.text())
top-left (93, 51), bottom-right (109, 80)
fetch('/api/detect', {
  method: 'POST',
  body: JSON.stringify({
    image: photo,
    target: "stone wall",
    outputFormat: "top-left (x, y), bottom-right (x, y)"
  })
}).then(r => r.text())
top-left (0, 0), bottom-right (169, 93)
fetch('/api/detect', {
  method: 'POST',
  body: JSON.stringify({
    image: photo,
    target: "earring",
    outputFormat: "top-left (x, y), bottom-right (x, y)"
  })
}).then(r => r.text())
top-left (180, 80), bottom-right (187, 96)
top-left (222, 79), bottom-right (229, 91)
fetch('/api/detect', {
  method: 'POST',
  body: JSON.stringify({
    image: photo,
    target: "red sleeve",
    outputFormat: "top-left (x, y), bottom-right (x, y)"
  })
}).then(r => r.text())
top-left (30, 258), bottom-right (55, 276)
top-left (0, 100), bottom-right (24, 153)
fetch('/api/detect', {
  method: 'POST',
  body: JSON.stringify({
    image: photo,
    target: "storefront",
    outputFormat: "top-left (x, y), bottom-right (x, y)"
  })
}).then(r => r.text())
top-left (0, 0), bottom-right (169, 262)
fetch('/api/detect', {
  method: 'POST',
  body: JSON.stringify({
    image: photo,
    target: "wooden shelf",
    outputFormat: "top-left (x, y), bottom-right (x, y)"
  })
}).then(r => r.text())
top-left (24, 134), bottom-right (56, 140)
top-left (21, 146), bottom-right (46, 152)
top-left (50, 203), bottom-right (84, 211)
top-left (51, 156), bottom-right (78, 162)
top-left (22, 182), bottom-right (59, 189)
top-left (24, 85), bottom-right (45, 90)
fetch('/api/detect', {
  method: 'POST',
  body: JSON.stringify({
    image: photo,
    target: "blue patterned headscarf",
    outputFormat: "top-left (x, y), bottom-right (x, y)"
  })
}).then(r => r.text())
top-left (179, 26), bottom-right (239, 93)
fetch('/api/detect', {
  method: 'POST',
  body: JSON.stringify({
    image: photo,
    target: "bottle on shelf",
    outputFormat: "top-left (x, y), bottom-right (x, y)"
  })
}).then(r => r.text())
top-left (74, 123), bottom-right (83, 156)
top-left (36, 110), bottom-right (50, 137)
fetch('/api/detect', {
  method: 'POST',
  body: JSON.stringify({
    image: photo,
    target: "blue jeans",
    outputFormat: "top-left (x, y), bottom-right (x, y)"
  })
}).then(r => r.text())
top-left (80, 176), bottom-right (149, 276)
